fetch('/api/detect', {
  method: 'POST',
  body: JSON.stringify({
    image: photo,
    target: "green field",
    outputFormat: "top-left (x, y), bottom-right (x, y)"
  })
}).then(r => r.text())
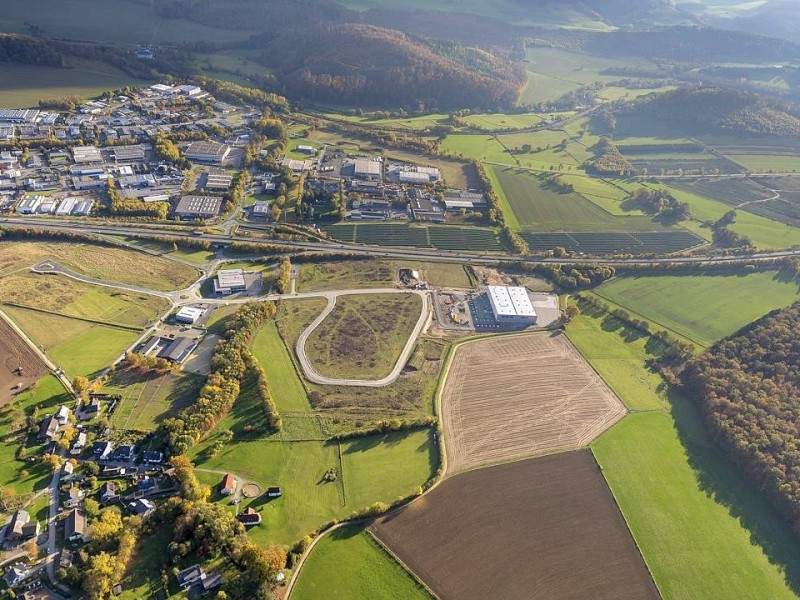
top-left (292, 526), bottom-right (431, 600)
top-left (105, 368), bottom-right (204, 431)
top-left (191, 427), bottom-right (436, 545)
top-left (0, 61), bottom-right (143, 108)
top-left (252, 322), bottom-right (312, 413)
top-left (726, 154), bottom-right (800, 172)
top-left (5, 307), bottom-right (139, 378)
top-left (595, 411), bottom-right (800, 599)
top-left (0, 272), bottom-right (169, 328)
top-left (594, 272), bottom-right (800, 347)
top-left (488, 166), bottom-right (659, 232)
top-left (566, 308), bottom-right (670, 411)
top-left (0, 240), bottom-right (199, 291)
top-left (306, 294), bottom-right (422, 380)
top-left (298, 260), bottom-right (395, 292)
top-left (391, 261), bottom-right (474, 288)
top-left (0, 375), bottom-right (69, 497)
top-left (566, 308), bottom-right (800, 599)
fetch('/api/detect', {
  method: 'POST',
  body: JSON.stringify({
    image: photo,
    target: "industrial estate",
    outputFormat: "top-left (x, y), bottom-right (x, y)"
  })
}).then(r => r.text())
top-left (0, 1), bottom-right (799, 600)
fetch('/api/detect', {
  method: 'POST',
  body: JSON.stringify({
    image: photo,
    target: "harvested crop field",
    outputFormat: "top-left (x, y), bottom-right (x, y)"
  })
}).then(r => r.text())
top-left (0, 315), bottom-right (48, 405)
top-left (441, 332), bottom-right (626, 473)
top-left (371, 451), bottom-right (659, 600)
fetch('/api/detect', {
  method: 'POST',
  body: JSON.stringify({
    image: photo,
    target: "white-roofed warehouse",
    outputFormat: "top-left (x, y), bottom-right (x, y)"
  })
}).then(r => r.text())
top-left (487, 286), bottom-right (537, 324)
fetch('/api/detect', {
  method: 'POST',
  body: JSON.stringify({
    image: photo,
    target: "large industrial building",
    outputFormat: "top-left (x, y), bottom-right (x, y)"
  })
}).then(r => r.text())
top-left (174, 195), bottom-right (223, 220)
top-left (184, 141), bottom-right (231, 164)
top-left (487, 286), bottom-right (537, 324)
top-left (214, 269), bottom-right (247, 296)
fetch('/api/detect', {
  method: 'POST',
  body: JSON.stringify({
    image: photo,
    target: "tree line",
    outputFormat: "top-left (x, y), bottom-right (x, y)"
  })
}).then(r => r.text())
top-left (682, 302), bottom-right (800, 535)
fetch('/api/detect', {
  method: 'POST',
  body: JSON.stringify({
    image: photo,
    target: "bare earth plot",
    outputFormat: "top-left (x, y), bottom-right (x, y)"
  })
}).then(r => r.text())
top-left (371, 451), bottom-right (659, 600)
top-left (442, 332), bottom-right (625, 473)
top-left (0, 317), bottom-right (47, 405)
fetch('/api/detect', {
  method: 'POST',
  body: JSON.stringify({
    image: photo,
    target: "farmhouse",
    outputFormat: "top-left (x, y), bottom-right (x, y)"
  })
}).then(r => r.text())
top-left (237, 507), bottom-right (262, 525)
top-left (64, 509), bottom-right (88, 543)
top-left (174, 195), bottom-right (222, 220)
top-left (220, 473), bottom-right (237, 496)
top-left (175, 306), bottom-right (204, 324)
top-left (214, 269), bottom-right (247, 296)
top-left (184, 141), bottom-right (231, 164)
top-left (487, 286), bottom-right (537, 324)
top-left (37, 415), bottom-right (60, 442)
top-left (7, 509), bottom-right (38, 541)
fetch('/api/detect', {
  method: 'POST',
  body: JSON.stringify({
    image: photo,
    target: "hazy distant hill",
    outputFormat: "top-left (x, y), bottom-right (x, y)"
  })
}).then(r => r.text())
top-left (623, 87), bottom-right (800, 137)
top-left (252, 24), bottom-right (526, 110)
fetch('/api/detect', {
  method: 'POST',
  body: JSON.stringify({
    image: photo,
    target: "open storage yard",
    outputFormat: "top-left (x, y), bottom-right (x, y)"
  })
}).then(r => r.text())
top-left (371, 451), bottom-right (659, 600)
top-left (441, 332), bottom-right (626, 473)
top-left (0, 315), bottom-right (48, 405)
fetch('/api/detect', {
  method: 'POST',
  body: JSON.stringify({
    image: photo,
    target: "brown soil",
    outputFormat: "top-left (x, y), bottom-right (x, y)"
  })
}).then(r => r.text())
top-left (471, 266), bottom-right (512, 286)
top-left (372, 451), bottom-right (659, 600)
top-left (441, 332), bottom-right (626, 473)
top-left (0, 317), bottom-right (48, 405)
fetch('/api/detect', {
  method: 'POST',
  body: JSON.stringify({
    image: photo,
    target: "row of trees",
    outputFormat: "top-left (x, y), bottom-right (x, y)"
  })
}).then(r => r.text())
top-left (683, 302), bottom-right (800, 534)
top-left (628, 188), bottom-right (691, 222)
top-left (107, 177), bottom-right (170, 220)
top-left (161, 302), bottom-right (278, 454)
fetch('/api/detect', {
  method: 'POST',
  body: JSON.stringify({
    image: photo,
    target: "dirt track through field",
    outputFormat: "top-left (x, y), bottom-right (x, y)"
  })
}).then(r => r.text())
top-left (372, 451), bottom-right (659, 600)
top-left (441, 332), bottom-right (626, 473)
top-left (0, 316), bottom-right (48, 404)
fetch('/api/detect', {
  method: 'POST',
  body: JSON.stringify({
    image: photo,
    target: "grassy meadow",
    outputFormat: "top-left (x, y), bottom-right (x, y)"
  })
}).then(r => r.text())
top-left (252, 321), bottom-right (312, 413)
top-left (565, 307), bottom-right (800, 600)
top-left (292, 526), bottom-right (432, 600)
top-left (4, 307), bottom-right (139, 379)
top-left (594, 272), bottom-right (800, 347)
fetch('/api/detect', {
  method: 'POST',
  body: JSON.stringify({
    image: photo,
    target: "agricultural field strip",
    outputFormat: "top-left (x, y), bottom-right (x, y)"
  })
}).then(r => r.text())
top-left (295, 289), bottom-right (429, 387)
top-left (440, 333), bottom-right (627, 474)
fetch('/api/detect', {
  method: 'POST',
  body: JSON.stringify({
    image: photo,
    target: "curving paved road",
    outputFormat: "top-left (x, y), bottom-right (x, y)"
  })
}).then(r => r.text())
top-left (295, 289), bottom-right (429, 388)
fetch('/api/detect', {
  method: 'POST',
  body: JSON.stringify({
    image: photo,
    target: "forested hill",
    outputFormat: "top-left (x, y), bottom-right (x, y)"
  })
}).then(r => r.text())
top-left (683, 302), bottom-right (800, 534)
top-left (622, 88), bottom-right (800, 137)
top-left (252, 24), bottom-right (526, 110)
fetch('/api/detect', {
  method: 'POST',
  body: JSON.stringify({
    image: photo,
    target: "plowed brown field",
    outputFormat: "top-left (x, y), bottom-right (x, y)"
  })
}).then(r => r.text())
top-left (441, 332), bottom-right (626, 473)
top-left (372, 451), bottom-right (659, 600)
top-left (0, 316), bottom-right (47, 404)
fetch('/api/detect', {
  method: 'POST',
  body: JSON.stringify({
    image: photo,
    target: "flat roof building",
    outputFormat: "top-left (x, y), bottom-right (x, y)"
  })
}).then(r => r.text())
top-left (112, 145), bottom-right (146, 162)
top-left (487, 286), bottom-right (537, 324)
top-left (55, 197), bottom-right (78, 216)
top-left (174, 195), bottom-right (222, 220)
top-left (175, 306), bottom-right (204, 324)
top-left (185, 141), bottom-right (231, 164)
top-left (15, 195), bottom-right (42, 214)
top-left (0, 109), bottom-right (39, 124)
top-left (353, 158), bottom-right (382, 180)
top-left (72, 199), bottom-right (94, 216)
top-left (204, 173), bottom-right (233, 190)
top-left (214, 269), bottom-right (247, 296)
top-left (72, 145), bottom-right (103, 164)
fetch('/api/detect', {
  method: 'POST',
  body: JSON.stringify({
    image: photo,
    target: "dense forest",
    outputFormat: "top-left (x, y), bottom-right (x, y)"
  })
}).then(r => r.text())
top-left (683, 303), bottom-right (800, 534)
top-left (621, 87), bottom-right (800, 137)
top-left (251, 24), bottom-right (525, 110)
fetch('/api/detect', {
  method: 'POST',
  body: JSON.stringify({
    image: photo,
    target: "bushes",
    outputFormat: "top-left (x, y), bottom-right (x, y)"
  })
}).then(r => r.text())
top-left (330, 418), bottom-right (436, 440)
top-left (161, 302), bottom-right (277, 454)
top-left (276, 257), bottom-right (292, 294)
top-left (250, 362), bottom-right (282, 431)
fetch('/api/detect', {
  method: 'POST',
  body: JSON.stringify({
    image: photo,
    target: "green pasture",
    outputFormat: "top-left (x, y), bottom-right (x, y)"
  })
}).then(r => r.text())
top-left (488, 166), bottom-right (660, 232)
top-left (557, 175), bottom-right (642, 216)
top-left (0, 0), bottom-right (252, 45)
top-left (190, 427), bottom-right (436, 545)
top-left (298, 260), bottom-right (394, 292)
top-left (252, 322), bottom-right (312, 413)
top-left (566, 309), bottom-right (670, 411)
top-left (390, 261), bottom-right (474, 288)
top-left (0, 61), bottom-right (143, 108)
top-left (105, 368), bottom-right (204, 431)
top-left (594, 411), bottom-right (800, 600)
top-left (646, 183), bottom-right (800, 249)
top-left (292, 526), bottom-right (431, 600)
top-left (5, 307), bottom-right (139, 379)
top-left (322, 112), bottom-right (449, 132)
top-left (594, 272), bottom-right (800, 347)
top-left (727, 154), bottom-right (800, 172)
